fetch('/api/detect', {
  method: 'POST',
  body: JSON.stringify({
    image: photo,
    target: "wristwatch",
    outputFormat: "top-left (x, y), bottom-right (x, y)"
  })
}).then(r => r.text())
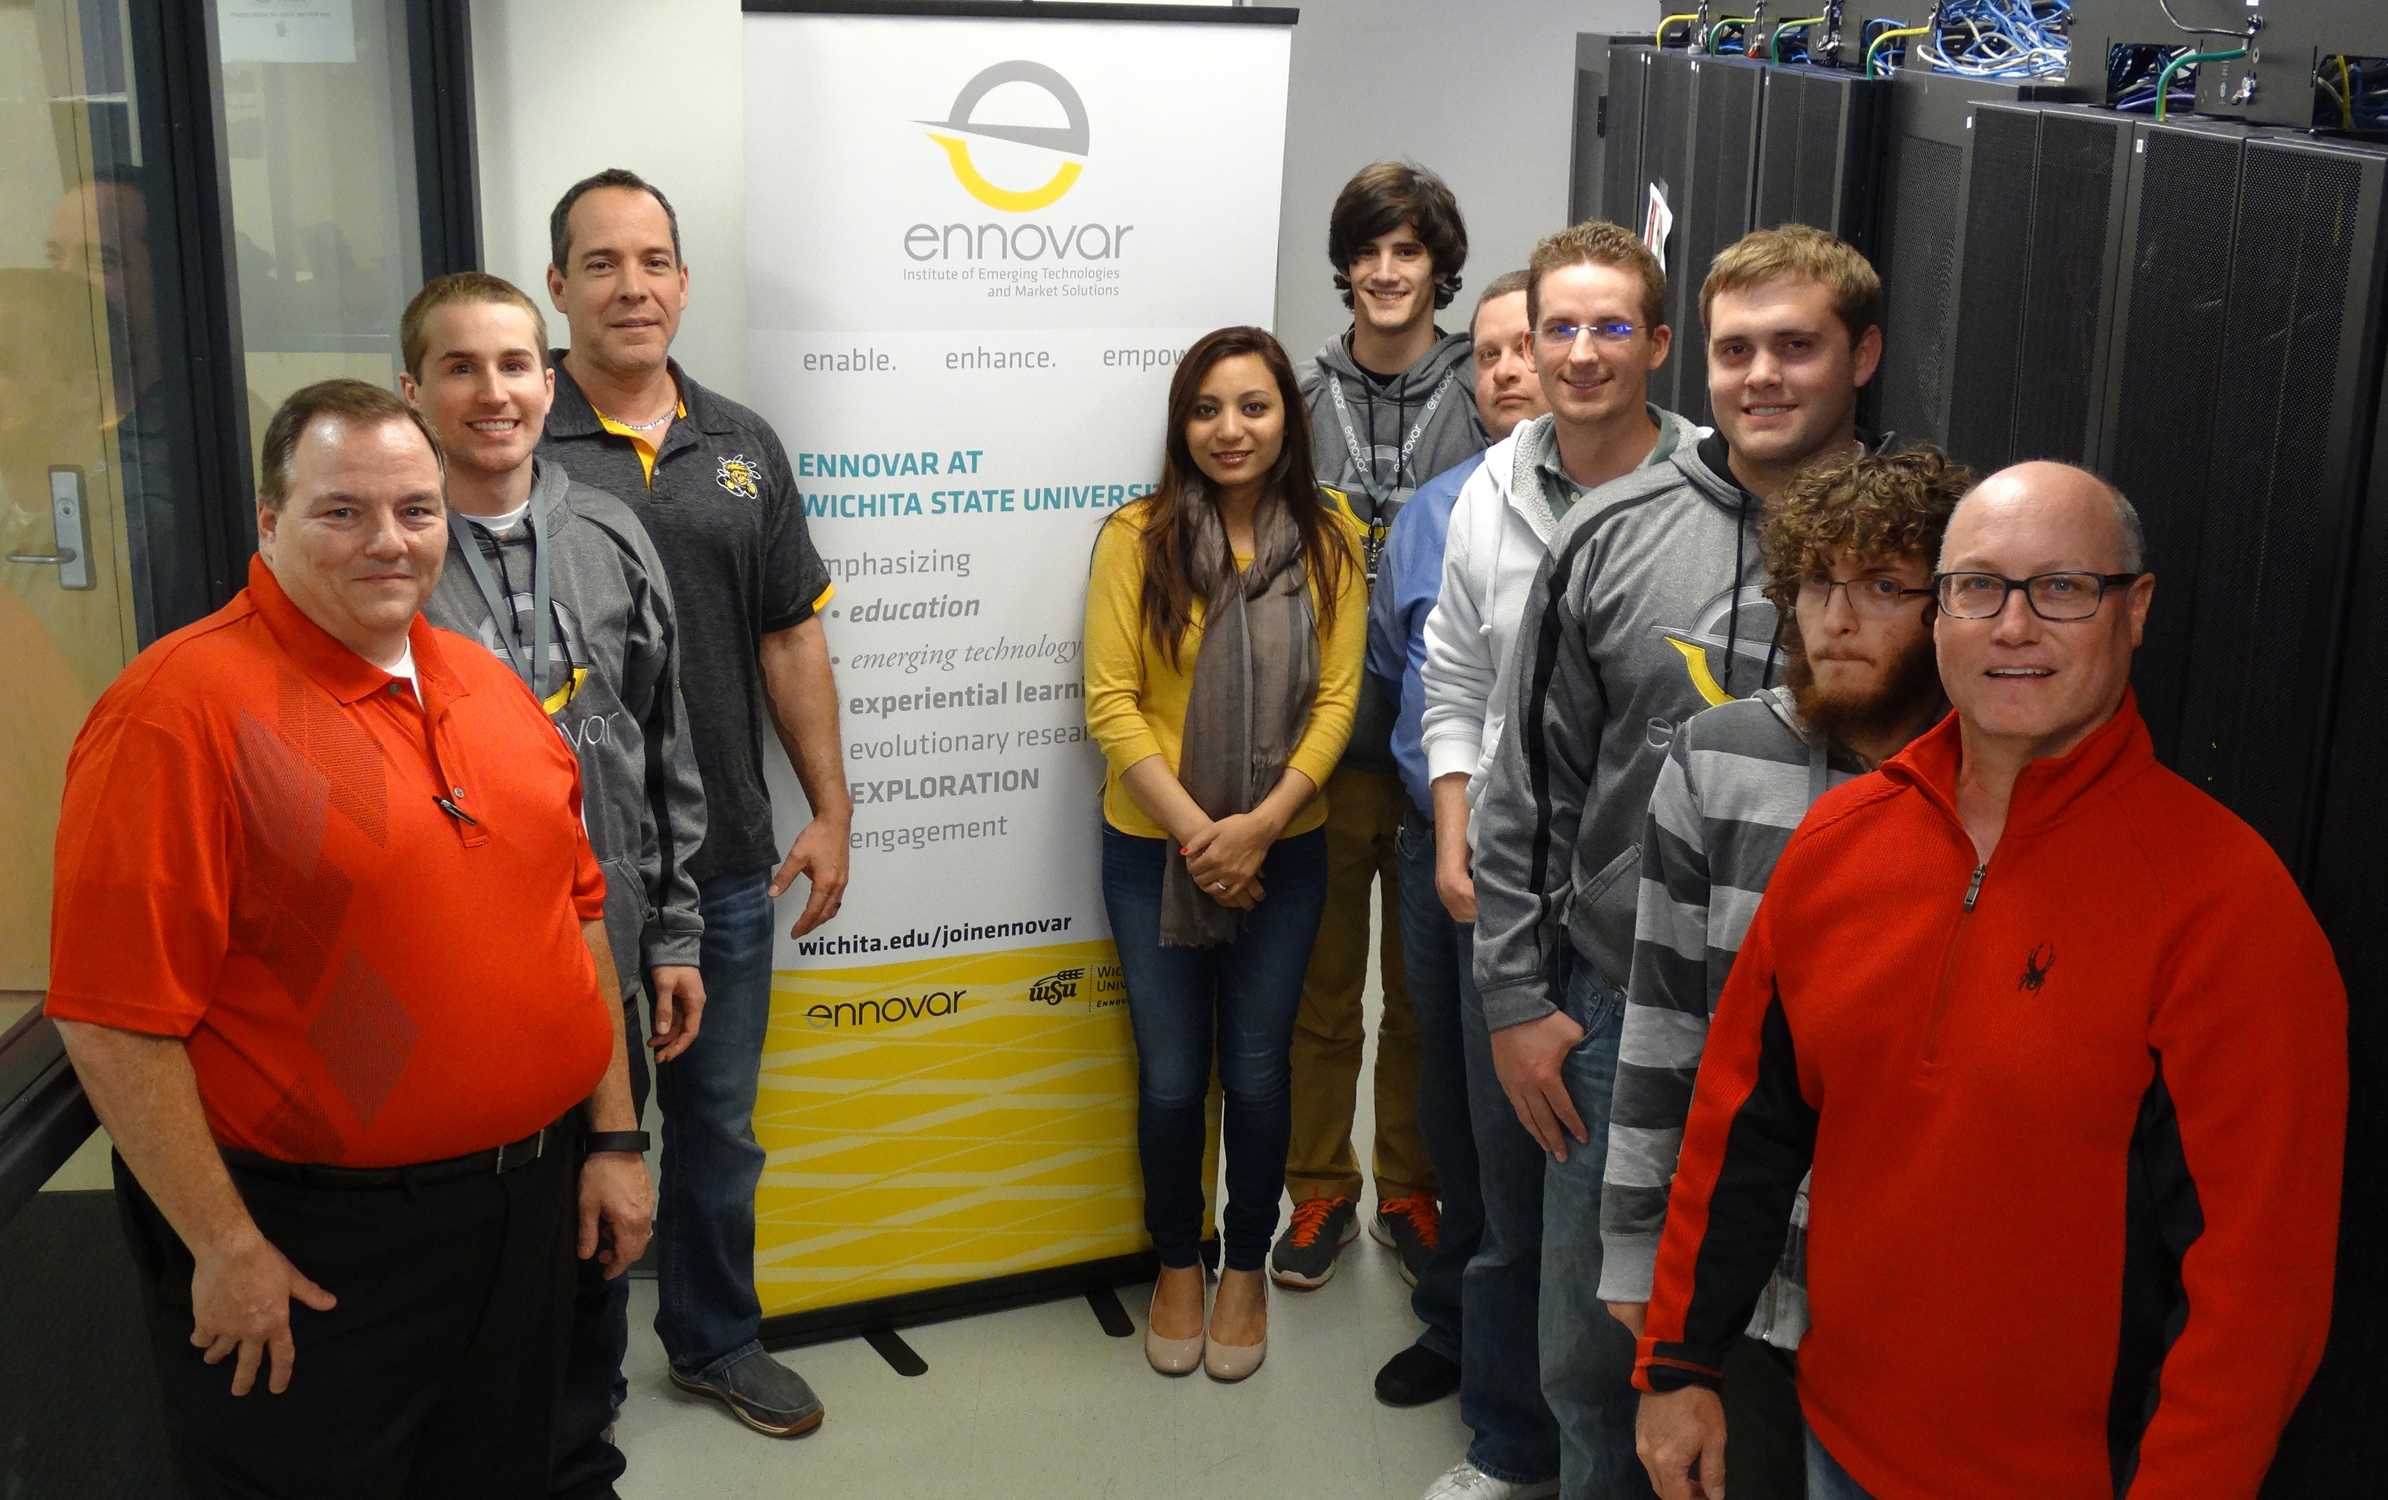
top-left (584, 1130), bottom-right (652, 1156)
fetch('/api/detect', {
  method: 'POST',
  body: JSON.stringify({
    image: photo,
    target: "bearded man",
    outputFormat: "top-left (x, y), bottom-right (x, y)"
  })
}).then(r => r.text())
top-left (1597, 446), bottom-right (1970, 1498)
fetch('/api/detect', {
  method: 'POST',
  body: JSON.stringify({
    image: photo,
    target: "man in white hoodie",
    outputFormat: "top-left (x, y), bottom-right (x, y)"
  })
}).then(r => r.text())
top-left (1416, 221), bottom-right (1699, 1500)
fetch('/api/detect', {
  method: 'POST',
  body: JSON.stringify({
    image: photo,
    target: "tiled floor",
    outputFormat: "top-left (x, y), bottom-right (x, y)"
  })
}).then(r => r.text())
top-left (615, 915), bottom-right (1466, 1500)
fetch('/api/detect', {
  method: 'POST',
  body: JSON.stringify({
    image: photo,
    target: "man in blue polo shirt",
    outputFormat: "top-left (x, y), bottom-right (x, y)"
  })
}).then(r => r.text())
top-left (1369, 269), bottom-right (1551, 1499)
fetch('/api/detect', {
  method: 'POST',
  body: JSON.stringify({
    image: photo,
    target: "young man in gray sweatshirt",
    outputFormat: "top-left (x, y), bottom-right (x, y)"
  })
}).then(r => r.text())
top-left (400, 271), bottom-right (707, 1500)
top-left (1468, 225), bottom-right (1884, 1500)
top-left (1278, 161), bottom-right (1489, 1289)
top-left (1604, 446), bottom-right (1966, 1500)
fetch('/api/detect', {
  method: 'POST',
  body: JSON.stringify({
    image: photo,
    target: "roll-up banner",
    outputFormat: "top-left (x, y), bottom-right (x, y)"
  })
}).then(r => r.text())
top-left (742, 0), bottom-right (1297, 1336)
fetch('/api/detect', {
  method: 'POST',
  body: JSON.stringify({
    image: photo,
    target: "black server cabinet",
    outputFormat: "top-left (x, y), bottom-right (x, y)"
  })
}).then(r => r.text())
top-left (1598, 41), bottom-right (1653, 230)
top-left (1572, 34), bottom-right (1652, 226)
top-left (1873, 71), bottom-right (2081, 452)
top-left (1641, 52), bottom-right (1766, 420)
top-left (2097, 119), bottom-right (2250, 765)
top-left (1753, 65), bottom-right (1889, 257)
top-left (1941, 104), bottom-right (2134, 476)
top-left (2172, 134), bottom-right (2388, 875)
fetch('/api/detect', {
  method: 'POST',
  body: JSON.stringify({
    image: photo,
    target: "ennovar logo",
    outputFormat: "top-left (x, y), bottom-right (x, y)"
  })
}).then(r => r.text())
top-left (921, 60), bottom-right (1088, 212)
top-left (905, 60), bottom-right (1130, 265)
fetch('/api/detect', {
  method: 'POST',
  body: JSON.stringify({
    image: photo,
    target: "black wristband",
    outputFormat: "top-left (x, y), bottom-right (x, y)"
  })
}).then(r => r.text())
top-left (584, 1130), bottom-right (651, 1156)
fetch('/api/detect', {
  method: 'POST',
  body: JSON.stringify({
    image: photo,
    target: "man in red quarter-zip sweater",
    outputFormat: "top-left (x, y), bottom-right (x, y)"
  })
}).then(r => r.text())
top-left (1630, 461), bottom-right (2346, 1500)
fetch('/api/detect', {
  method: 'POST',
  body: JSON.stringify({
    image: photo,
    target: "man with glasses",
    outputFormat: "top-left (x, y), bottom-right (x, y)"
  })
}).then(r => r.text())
top-left (1409, 221), bottom-right (1695, 1500)
top-left (1631, 462), bottom-right (2346, 1500)
top-left (1467, 223), bottom-right (1883, 1500)
top-left (1601, 447), bottom-right (1971, 1500)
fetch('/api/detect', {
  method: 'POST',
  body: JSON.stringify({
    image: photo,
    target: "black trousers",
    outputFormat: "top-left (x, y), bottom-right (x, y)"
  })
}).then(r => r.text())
top-left (115, 1131), bottom-right (580, 1500)
top-left (550, 990), bottom-right (647, 1500)
top-left (1724, 1334), bottom-right (1808, 1499)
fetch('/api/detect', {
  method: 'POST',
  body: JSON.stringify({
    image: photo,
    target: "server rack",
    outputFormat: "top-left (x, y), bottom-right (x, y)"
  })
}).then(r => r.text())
top-left (1941, 104), bottom-right (2135, 476)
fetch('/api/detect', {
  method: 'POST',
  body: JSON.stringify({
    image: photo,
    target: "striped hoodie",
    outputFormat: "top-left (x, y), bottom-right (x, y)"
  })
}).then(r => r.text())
top-left (1597, 685), bottom-right (1868, 1345)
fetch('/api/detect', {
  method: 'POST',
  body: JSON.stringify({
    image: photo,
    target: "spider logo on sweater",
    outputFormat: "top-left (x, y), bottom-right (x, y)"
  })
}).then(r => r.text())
top-left (2019, 943), bottom-right (2056, 994)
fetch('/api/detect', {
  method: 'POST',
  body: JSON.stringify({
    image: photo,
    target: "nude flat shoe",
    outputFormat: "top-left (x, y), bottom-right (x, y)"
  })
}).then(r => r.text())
top-left (1203, 1280), bottom-right (1267, 1382)
top-left (1145, 1280), bottom-right (1205, 1376)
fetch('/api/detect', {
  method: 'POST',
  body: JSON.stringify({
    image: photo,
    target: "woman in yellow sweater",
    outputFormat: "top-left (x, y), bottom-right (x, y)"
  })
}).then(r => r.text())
top-left (1084, 326), bottom-right (1367, 1382)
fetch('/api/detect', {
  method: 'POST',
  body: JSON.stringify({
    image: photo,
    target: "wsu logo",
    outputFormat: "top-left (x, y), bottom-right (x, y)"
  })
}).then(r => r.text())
top-left (920, 60), bottom-right (1089, 212)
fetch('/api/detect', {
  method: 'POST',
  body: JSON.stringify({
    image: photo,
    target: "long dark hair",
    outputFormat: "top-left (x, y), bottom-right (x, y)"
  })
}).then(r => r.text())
top-left (1118, 326), bottom-right (1349, 668)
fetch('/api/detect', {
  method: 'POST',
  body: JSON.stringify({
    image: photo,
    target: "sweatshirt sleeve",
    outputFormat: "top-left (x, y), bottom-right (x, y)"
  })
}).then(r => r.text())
top-left (1468, 542), bottom-right (1606, 1030)
top-left (1600, 735), bottom-right (1712, 1303)
top-left (2116, 856), bottom-right (2345, 1498)
top-left (622, 524), bottom-right (707, 972)
top-left (1635, 886), bottom-right (1819, 1392)
top-left (1421, 473), bottom-right (1494, 785)
top-left (1287, 524), bottom-right (1368, 792)
top-left (1083, 515), bottom-right (1167, 778)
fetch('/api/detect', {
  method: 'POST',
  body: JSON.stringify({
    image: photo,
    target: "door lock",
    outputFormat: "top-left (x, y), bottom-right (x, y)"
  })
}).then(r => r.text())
top-left (6, 468), bottom-right (94, 589)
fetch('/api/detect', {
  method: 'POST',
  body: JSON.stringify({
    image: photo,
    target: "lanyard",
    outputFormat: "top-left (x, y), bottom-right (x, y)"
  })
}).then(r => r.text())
top-left (1807, 734), bottom-right (1830, 807)
top-left (1327, 366), bottom-right (1458, 518)
top-left (451, 499), bottom-right (551, 704)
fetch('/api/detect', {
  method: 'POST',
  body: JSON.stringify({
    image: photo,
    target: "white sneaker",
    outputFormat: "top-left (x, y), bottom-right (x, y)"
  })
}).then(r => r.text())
top-left (1420, 1460), bottom-right (1561, 1500)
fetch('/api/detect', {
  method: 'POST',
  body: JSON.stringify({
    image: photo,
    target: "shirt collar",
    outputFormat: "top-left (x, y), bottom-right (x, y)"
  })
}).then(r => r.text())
top-left (1531, 417), bottom-right (1581, 504)
top-left (245, 555), bottom-right (464, 709)
top-left (548, 354), bottom-right (728, 438)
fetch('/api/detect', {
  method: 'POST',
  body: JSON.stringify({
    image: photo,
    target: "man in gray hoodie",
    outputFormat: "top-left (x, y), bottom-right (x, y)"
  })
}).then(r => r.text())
top-left (400, 271), bottom-right (706, 1500)
top-left (1277, 161), bottom-right (1489, 1289)
top-left (1469, 225), bottom-right (1885, 1500)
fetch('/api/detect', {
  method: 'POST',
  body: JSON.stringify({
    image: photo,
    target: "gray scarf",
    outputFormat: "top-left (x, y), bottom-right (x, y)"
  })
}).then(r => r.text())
top-left (1162, 492), bottom-right (1320, 947)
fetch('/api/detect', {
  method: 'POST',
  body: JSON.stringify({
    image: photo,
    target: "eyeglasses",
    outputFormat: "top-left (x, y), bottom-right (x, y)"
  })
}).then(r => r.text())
top-left (1931, 571), bottom-right (2144, 621)
top-left (1535, 319), bottom-right (1640, 348)
top-left (1795, 574), bottom-right (1934, 620)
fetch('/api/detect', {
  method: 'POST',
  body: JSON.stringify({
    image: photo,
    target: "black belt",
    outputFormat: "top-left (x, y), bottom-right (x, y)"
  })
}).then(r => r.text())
top-left (222, 1113), bottom-right (578, 1191)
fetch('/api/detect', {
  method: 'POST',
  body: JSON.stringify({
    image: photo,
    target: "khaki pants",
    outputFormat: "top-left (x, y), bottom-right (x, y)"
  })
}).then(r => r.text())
top-left (1285, 765), bottom-right (1436, 1203)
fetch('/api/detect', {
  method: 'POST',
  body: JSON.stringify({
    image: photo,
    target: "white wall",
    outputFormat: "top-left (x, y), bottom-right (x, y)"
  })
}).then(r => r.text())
top-left (1272, 0), bottom-right (1655, 365)
top-left (469, 0), bottom-right (1657, 398)
top-left (472, 0), bottom-right (751, 396)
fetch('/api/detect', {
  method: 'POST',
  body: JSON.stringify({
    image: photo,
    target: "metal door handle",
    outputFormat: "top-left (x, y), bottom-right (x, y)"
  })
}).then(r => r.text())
top-left (12, 469), bottom-right (93, 588)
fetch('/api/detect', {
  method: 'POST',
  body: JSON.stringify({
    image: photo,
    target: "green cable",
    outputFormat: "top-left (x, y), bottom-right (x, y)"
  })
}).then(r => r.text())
top-left (1708, 17), bottom-right (1756, 54)
top-left (1770, 16), bottom-right (1827, 62)
top-left (1865, 24), bottom-right (1930, 80)
top-left (2153, 46), bottom-right (2246, 122)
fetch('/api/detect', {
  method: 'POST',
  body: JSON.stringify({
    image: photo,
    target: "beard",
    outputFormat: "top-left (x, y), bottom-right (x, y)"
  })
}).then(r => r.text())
top-left (1782, 627), bottom-right (1946, 758)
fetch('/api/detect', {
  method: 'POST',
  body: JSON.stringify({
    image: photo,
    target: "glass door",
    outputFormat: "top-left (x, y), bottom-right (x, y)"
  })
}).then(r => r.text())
top-left (2, 0), bottom-right (167, 1025)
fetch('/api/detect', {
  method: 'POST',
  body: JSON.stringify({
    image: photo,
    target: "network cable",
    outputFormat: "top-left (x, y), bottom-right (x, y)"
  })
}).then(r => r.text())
top-left (1916, 0), bottom-right (2071, 80)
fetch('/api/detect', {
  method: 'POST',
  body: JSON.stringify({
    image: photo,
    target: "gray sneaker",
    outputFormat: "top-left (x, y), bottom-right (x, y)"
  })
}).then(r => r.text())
top-left (669, 1350), bottom-right (825, 1437)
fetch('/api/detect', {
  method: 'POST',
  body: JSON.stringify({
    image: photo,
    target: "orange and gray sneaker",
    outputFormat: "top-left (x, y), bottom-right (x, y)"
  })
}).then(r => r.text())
top-left (1268, 1195), bottom-right (1359, 1288)
top-left (1372, 1193), bottom-right (1440, 1288)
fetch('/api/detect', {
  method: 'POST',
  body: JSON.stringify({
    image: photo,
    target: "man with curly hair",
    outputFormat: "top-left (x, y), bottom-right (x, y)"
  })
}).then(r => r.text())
top-left (1601, 448), bottom-right (1972, 1499)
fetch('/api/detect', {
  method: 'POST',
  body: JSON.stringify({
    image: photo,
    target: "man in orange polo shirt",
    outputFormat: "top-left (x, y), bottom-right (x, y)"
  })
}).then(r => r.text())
top-left (46, 380), bottom-right (653, 1500)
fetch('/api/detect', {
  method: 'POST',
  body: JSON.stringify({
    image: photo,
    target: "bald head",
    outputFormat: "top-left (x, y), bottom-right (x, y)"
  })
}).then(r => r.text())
top-left (1939, 461), bottom-right (2143, 576)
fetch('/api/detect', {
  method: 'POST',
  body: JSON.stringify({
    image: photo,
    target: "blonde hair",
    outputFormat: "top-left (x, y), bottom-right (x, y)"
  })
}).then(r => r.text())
top-left (1526, 220), bottom-right (1666, 332)
top-left (1700, 225), bottom-right (1882, 345)
top-left (399, 271), bottom-right (550, 379)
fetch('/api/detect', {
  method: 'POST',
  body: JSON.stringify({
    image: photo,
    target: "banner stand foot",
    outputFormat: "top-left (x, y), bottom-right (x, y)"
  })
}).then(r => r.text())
top-left (1084, 1284), bottom-right (1134, 1338)
top-left (862, 1324), bottom-right (928, 1377)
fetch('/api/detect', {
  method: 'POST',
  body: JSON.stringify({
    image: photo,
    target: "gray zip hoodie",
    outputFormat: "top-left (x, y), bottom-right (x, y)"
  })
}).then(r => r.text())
top-left (1469, 435), bottom-right (1780, 1029)
top-left (422, 459), bottom-right (706, 997)
top-left (1300, 327), bottom-right (1488, 774)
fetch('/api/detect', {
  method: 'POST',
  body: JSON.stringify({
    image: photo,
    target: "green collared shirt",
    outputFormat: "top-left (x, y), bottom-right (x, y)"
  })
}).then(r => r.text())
top-left (1534, 405), bottom-right (1685, 521)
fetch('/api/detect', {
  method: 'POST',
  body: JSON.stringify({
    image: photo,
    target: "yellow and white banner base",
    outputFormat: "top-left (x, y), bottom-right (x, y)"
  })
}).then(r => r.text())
top-left (742, 0), bottom-right (1293, 1339)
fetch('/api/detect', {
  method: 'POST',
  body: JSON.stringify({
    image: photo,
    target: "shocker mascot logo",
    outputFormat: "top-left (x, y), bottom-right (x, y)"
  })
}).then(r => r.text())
top-left (1654, 585), bottom-right (1780, 706)
top-left (716, 454), bottom-right (761, 500)
top-left (919, 60), bottom-right (1090, 212)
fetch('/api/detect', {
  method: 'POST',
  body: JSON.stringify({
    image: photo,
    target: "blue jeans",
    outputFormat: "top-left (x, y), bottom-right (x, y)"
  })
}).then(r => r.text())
top-left (1393, 815), bottom-right (1473, 1365)
top-left (1460, 932), bottom-right (1565, 1485)
top-left (1541, 960), bottom-right (1655, 1499)
top-left (1102, 826), bottom-right (1330, 1271)
top-left (654, 867), bottom-right (776, 1379)
top-left (1805, 1429), bottom-right (1877, 1500)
